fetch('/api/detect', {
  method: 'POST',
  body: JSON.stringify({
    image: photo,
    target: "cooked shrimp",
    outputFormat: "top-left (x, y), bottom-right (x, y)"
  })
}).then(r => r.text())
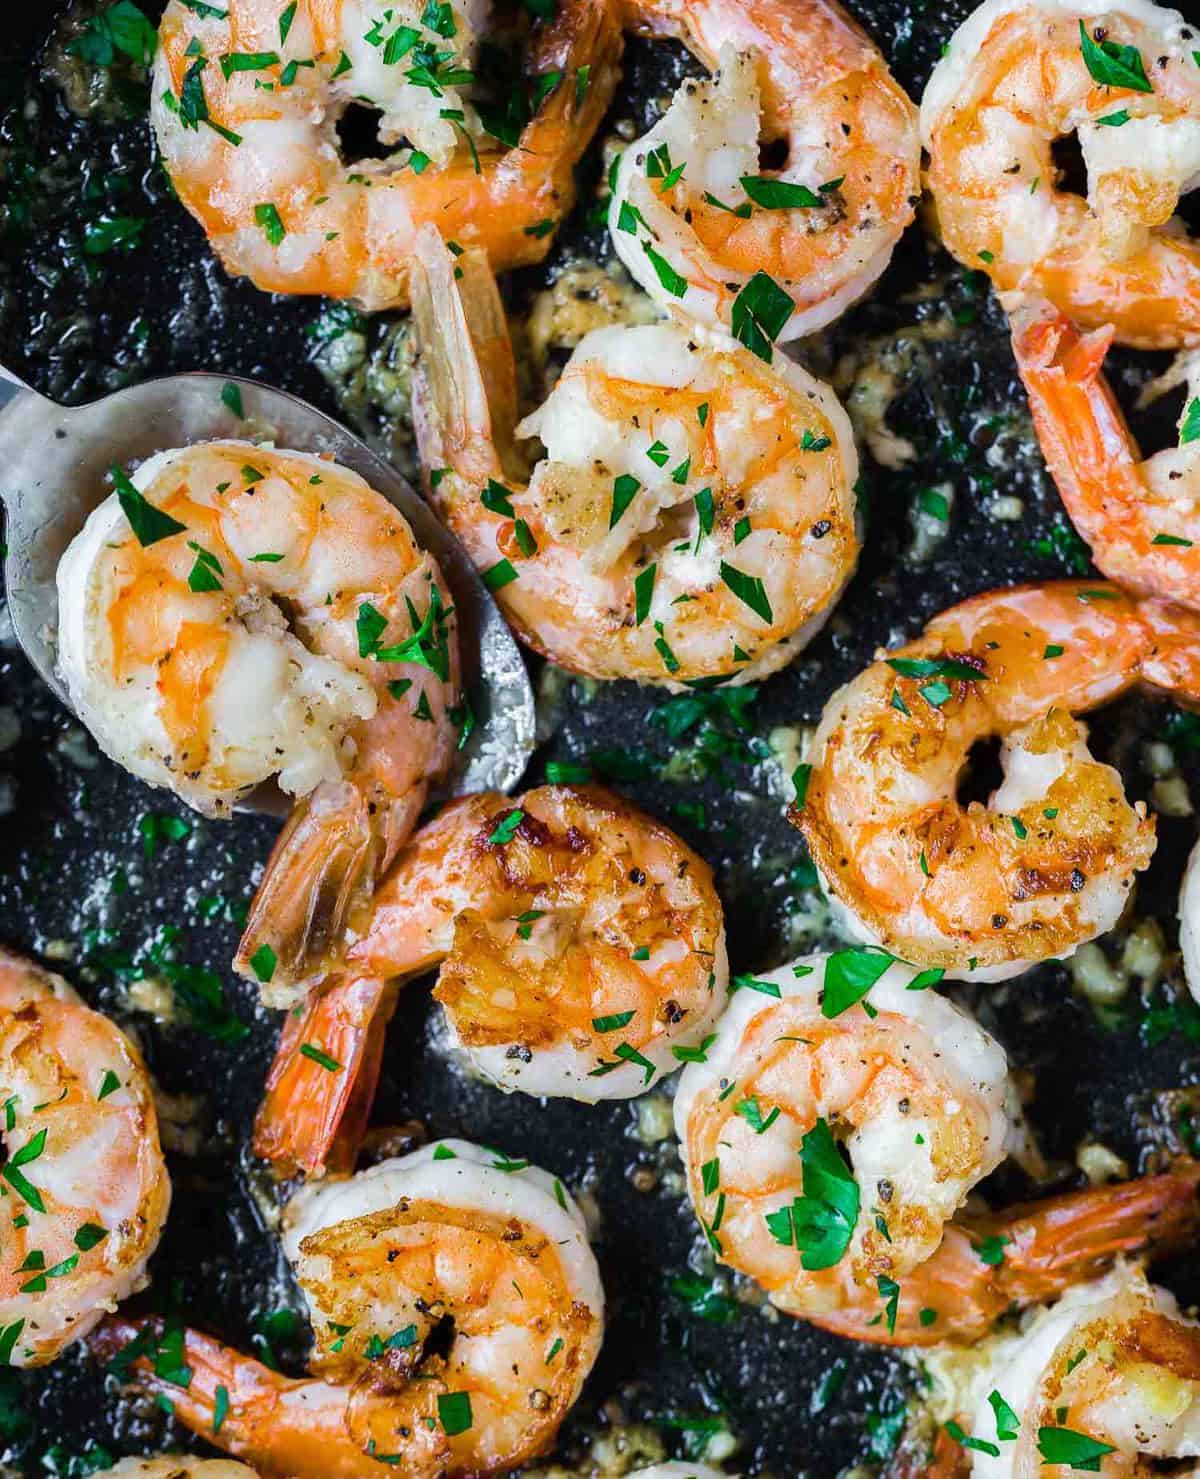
top-left (56, 441), bottom-right (461, 996)
top-left (675, 953), bottom-right (1200, 1347)
top-left (409, 226), bottom-right (860, 686)
top-left (92, 1142), bottom-right (604, 1477)
top-left (608, 0), bottom-right (920, 340)
top-left (151, 0), bottom-right (621, 307)
top-left (922, 0), bottom-right (1200, 351)
top-left (254, 785), bottom-right (727, 1175)
top-left (674, 951), bottom-right (1011, 1324)
top-left (0, 948), bottom-right (170, 1368)
top-left (795, 582), bottom-right (1200, 979)
top-left (96, 1463), bottom-right (259, 1477)
top-left (943, 1265), bottom-right (1200, 1474)
top-left (1011, 297), bottom-right (1200, 609)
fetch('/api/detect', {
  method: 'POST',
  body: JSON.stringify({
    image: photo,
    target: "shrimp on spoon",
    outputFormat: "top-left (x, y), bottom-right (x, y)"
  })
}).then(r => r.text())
top-left (55, 440), bottom-right (462, 995)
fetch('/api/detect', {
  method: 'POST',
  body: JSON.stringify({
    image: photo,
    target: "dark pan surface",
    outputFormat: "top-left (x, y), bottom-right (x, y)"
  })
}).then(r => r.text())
top-left (3, 1), bottom-right (1200, 1473)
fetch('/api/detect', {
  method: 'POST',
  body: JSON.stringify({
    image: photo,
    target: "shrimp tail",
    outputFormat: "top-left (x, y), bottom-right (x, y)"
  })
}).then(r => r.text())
top-left (410, 224), bottom-right (518, 486)
top-left (813, 1164), bottom-right (1200, 1347)
top-left (235, 781), bottom-right (382, 1000)
top-left (522, 0), bottom-right (624, 227)
top-left (1133, 597), bottom-right (1200, 698)
top-left (1009, 297), bottom-right (1150, 586)
top-left (254, 976), bottom-right (399, 1178)
top-left (983, 1159), bottom-right (1200, 1306)
top-left (88, 1316), bottom-right (374, 1477)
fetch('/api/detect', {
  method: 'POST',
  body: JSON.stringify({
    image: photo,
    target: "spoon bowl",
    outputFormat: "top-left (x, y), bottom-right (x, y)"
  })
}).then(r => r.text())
top-left (0, 371), bottom-right (536, 811)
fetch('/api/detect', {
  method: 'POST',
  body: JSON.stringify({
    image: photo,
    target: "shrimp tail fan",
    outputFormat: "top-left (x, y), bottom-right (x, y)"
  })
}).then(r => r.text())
top-left (410, 225), bottom-right (518, 485)
top-left (235, 780), bottom-right (379, 1000)
top-left (254, 975), bottom-right (398, 1178)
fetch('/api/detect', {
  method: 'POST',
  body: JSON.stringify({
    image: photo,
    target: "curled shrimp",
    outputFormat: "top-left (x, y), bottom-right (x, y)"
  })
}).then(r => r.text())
top-left (922, 0), bottom-right (1200, 351)
top-left (93, 1142), bottom-right (604, 1477)
top-left (410, 226), bottom-right (860, 686)
top-left (940, 1265), bottom-right (1200, 1474)
top-left (607, 0), bottom-right (920, 340)
top-left (56, 441), bottom-right (461, 996)
top-left (151, 0), bottom-right (621, 307)
top-left (255, 785), bottom-right (727, 1174)
top-left (0, 948), bottom-right (171, 1368)
top-left (795, 582), bottom-right (1200, 979)
top-left (674, 952), bottom-right (1011, 1327)
top-left (1011, 297), bottom-right (1200, 610)
top-left (675, 953), bottom-right (1200, 1347)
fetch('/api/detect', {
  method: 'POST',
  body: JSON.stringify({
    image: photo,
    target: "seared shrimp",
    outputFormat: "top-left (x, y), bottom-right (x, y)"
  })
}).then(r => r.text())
top-left (1012, 298), bottom-right (1200, 610)
top-left (943, 1266), bottom-right (1200, 1474)
top-left (151, 0), bottom-right (621, 307)
top-left (255, 785), bottom-right (727, 1175)
top-left (674, 951), bottom-right (1011, 1324)
top-left (93, 1142), bottom-right (604, 1477)
top-left (675, 954), bottom-right (1200, 1347)
top-left (57, 442), bottom-right (461, 995)
top-left (796, 582), bottom-right (1200, 979)
top-left (0, 949), bottom-right (170, 1368)
top-left (608, 0), bottom-right (920, 340)
top-left (410, 227), bottom-right (860, 686)
top-left (923, 0), bottom-right (1200, 350)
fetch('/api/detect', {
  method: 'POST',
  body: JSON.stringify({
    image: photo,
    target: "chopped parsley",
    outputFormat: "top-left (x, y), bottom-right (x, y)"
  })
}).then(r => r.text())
top-left (1078, 20), bottom-right (1153, 92)
top-left (592, 1010), bottom-right (635, 1033)
top-left (730, 271), bottom-right (794, 363)
top-left (438, 1391), bottom-right (473, 1437)
top-left (249, 943), bottom-right (277, 984)
top-left (483, 559), bottom-right (519, 592)
top-left (719, 563), bottom-right (773, 623)
top-left (634, 564), bottom-right (656, 625)
top-left (254, 202), bottom-right (287, 245)
top-left (1036, 1425), bottom-right (1116, 1469)
top-left (763, 1117), bottom-right (859, 1269)
top-left (739, 174), bottom-right (842, 209)
top-left (487, 809), bottom-right (524, 846)
top-left (299, 1043), bottom-right (341, 1072)
top-left (111, 465), bottom-right (186, 547)
top-left (610, 473), bottom-right (641, 528)
top-left (821, 946), bottom-right (895, 1018)
top-left (975, 1233), bottom-right (1010, 1266)
top-left (642, 240), bottom-right (689, 298)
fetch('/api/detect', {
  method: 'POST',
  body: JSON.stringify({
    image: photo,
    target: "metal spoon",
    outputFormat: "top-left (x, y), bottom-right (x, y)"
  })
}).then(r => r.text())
top-left (0, 369), bottom-right (536, 810)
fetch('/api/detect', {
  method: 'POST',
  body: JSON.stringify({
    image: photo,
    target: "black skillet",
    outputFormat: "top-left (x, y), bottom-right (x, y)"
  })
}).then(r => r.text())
top-left (3, 0), bottom-right (1200, 1473)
